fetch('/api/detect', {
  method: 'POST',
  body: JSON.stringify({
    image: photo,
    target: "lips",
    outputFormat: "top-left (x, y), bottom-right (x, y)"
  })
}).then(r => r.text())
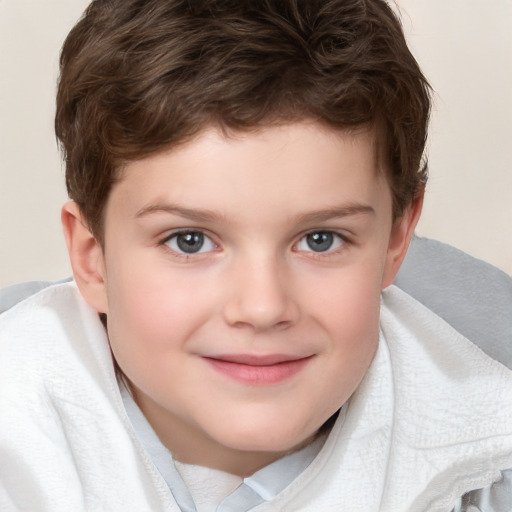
top-left (202, 354), bottom-right (313, 385)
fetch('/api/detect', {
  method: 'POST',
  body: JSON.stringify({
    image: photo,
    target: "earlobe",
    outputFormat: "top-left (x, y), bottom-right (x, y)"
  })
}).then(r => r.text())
top-left (381, 192), bottom-right (424, 289)
top-left (61, 201), bottom-right (109, 313)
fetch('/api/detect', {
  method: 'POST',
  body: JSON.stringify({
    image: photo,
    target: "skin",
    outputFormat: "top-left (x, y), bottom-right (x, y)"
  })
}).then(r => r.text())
top-left (63, 121), bottom-right (422, 476)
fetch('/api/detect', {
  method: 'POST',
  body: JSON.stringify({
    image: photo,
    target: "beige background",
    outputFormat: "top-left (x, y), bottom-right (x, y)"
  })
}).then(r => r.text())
top-left (1, 0), bottom-right (511, 288)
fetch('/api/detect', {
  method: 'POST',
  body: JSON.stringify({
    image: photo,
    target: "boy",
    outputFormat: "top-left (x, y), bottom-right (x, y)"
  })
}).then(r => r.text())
top-left (1, 0), bottom-right (512, 510)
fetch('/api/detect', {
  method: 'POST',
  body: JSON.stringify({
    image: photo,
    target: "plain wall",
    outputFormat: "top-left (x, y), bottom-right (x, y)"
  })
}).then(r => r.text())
top-left (1, 0), bottom-right (511, 288)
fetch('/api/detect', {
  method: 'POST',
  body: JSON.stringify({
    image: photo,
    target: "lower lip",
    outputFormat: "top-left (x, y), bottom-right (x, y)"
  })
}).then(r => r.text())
top-left (204, 357), bottom-right (312, 385)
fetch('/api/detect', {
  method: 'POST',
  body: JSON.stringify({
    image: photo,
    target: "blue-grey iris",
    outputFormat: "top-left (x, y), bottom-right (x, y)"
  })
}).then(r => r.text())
top-left (176, 232), bottom-right (204, 253)
top-left (306, 232), bottom-right (334, 252)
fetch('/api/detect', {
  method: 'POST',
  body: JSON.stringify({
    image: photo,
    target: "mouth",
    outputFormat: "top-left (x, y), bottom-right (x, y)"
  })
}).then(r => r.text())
top-left (202, 354), bottom-right (313, 385)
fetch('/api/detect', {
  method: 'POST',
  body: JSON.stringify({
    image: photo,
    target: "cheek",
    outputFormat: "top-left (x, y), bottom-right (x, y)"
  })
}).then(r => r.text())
top-left (326, 285), bottom-right (380, 374)
top-left (104, 261), bottom-right (218, 365)
top-left (306, 255), bottom-right (383, 334)
top-left (103, 270), bottom-right (218, 408)
top-left (304, 263), bottom-right (383, 403)
top-left (335, 272), bottom-right (382, 362)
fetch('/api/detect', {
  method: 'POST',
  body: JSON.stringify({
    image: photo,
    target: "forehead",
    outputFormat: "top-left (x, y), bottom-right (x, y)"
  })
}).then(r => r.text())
top-left (107, 121), bottom-right (390, 222)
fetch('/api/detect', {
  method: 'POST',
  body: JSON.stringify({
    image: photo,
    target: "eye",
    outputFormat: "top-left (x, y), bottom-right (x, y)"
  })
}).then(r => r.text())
top-left (164, 231), bottom-right (217, 254)
top-left (296, 231), bottom-right (344, 253)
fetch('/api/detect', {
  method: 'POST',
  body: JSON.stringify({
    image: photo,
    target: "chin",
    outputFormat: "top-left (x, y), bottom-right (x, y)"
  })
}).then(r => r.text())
top-left (213, 417), bottom-right (320, 454)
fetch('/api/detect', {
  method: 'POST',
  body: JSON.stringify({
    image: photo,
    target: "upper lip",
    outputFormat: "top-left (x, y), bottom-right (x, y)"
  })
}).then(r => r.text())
top-left (202, 354), bottom-right (312, 366)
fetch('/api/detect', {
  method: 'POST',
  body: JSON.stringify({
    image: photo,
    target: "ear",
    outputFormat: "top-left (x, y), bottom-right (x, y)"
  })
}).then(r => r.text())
top-left (381, 191), bottom-right (424, 288)
top-left (61, 201), bottom-right (109, 313)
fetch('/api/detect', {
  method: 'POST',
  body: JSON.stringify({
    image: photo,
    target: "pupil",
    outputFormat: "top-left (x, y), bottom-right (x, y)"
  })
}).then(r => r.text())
top-left (307, 232), bottom-right (333, 252)
top-left (177, 232), bottom-right (204, 253)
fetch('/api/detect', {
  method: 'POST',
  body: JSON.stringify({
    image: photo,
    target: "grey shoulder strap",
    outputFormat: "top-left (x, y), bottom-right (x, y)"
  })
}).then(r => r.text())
top-left (0, 279), bottom-right (72, 315)
top-left (395, 236), bottom-right (512, 368)
top-left (0, 281), bottom-right (54, 314)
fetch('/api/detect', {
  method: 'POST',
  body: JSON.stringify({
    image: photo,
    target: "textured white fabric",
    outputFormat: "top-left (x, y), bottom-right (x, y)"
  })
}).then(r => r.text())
top-left (0, 282), bottom-right (177, 512)
top-left (1, 282), bottom-right (512, 512)
top-left (174, 462), bottom-right (242, 512)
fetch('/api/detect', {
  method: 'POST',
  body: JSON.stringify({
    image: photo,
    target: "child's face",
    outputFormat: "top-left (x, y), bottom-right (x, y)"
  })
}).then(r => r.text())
top-left (68, 121), bottom-right (418, 474)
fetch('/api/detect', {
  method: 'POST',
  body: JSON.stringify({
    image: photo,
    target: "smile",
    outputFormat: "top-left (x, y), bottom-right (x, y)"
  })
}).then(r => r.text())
top-left (202, 354), bottom-right (313, 385)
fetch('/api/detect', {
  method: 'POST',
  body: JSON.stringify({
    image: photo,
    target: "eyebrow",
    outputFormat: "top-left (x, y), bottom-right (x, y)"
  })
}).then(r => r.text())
top-left (295, 204), bottom-right (375, 224)
top-left (135, 202), bottom-right (374, 224)
top-left (135, 203), bottom-right (225, 223)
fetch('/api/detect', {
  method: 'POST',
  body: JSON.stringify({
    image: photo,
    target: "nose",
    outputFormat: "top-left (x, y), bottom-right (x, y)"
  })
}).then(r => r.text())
top-left (222, 254), bottom-right (300, 332)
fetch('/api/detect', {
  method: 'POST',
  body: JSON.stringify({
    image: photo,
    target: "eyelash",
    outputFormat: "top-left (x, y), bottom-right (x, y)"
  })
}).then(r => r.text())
top-left (158, 229), bottom-right (350, 259)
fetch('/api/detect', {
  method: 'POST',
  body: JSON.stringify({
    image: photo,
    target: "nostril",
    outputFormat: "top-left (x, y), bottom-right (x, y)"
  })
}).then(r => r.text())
top-left (223, 296), bottom-right (299, 331)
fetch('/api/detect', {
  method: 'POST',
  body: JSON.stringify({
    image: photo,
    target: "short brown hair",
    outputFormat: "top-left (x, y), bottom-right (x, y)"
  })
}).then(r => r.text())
top-left (56, 0), bottom-right (431, 241)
